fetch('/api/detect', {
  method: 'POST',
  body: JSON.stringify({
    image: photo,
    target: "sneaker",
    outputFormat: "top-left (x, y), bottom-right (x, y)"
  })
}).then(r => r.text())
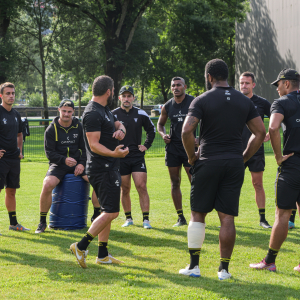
top-left (249, 259), bottom-right (276, 272)
top-left (9, 224), bottom-right (30, 231)
top-left (70, 242), bottom-right (89, 268)
top-left (121, 218), bottom-right (134, 227)
top-left (143, 220), bottom-right (152, 229)
top-left (218, 269), bottom-right (232, 280)
top-left (179, 265), bottom-right (201, 277)
top-left (260, 221), bottom-right (272, 228)
top-left (294, 264), bottom-right (300, 272)
top-left (35, 223), bottom-right (47, 234)
top-left (96, 253), bottom-right (124, 264)
top-left (289, 221), bottom-right (295, 229)
top-left (173, 217), bottom-right (187, 227)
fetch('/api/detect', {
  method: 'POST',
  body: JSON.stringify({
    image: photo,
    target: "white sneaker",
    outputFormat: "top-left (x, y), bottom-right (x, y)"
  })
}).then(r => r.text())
top-left (121, 218), bottom-right (134, 227)
top-left (179, 265), bottom-right (201, 277)
top-left (218, 269), bottom-right (231, 280)
top-left (96, 253), bottom-right (124, 264)
top-left (143, 220), bottom-right (152, 229)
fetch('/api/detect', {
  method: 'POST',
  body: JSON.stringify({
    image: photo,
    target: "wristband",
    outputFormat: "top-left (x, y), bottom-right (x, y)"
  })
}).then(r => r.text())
top-left (119, 128), bottom-right (126, 134)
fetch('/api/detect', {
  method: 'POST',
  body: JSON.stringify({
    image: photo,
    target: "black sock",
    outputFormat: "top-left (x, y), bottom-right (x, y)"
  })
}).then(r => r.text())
top-left (259, 208), bottom-right (266, 222)
top-left (189, 249), bottom-right (201, 269)
top-left (177, 209), bottom-right (184, 220)
top-left (290, 209), bottom-right (296, 223)
top-left (77, 232), bottom-right (95, 251)
top-left (265, 248), bottom-right (279, 264)
top-left (8, 211), bottom-right (18, 226)
top-left (92, 207), bottom-right (101, 219)
top-left (40, 212), bottom-right (47, 224)
top-left (98, 241), bottom-right (108, 258)
top-left (125, 211), bottom-right (132, 220)
top-left (143, 212), bottom-right (149, 221)
top-left (219, 257), bottom-right (231, 272)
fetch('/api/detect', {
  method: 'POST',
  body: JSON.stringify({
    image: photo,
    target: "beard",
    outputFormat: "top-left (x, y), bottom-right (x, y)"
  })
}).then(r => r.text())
top-left (107, 93), bottom-right (113, 106)
top-left (205, 76), bottom-right (212, 91)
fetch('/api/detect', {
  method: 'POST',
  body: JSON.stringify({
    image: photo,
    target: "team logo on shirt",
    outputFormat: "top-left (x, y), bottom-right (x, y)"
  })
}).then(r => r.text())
top-left (73, 134), bottom-right (78, 138)
top-left (225, 90), bottom-right (231, 95)
top-left (2, 118), bottom-right (7, 124)
top-left (115, 180), bottom-right (120, 186)
top-left (296, 119), bottom-right (300, 122)
top-left (141, 163), bottom-right (145, 169)
top-left (179, 110), bottom-right (181, 114)
top-left (134, 118), bottom-right (138, 122)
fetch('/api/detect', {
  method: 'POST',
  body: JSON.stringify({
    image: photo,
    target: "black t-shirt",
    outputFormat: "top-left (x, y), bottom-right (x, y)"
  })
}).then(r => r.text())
top-left (242, 94), bottom-right (271, 156)
top-left (82, 101), bottom-right (119, 174)
top-left (0, 106), bottom-right (22, 159)
top-left (188, 86), bottom-right (259, 161)
top-left (112, 106), bottom-right (156, 159)
top-left (271, 90), bottom-right (300, 159)
top-left (164, 94), bottom-right (195, 156)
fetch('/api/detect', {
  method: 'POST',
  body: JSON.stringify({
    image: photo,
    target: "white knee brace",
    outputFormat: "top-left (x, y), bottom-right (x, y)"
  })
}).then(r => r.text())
top-left (188, 221), bottom-right (206, 249)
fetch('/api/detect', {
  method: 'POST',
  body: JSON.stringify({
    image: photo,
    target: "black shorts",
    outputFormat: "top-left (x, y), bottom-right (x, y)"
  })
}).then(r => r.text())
top-left (244, 154), bottom-right (265, 172)
top-left (88, 170), bottom-right (121, 213)
top-left (0, 158), bottom-right (20, 189)
top-left (46, 164), bottom-right (86, 181)
top-left (165, 151), bottom-right (191, 168)
top-left (190, 159), bottom-right (245, 216)
top-left (275, 159), bottom-right (300, 210)
top-left (120, 157), bottom-right (147, 176)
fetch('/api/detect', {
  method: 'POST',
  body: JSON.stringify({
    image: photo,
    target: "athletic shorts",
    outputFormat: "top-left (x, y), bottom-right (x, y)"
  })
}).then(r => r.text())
top-left (190, 158), bottom-right (245, 216)
top-left (46, 163), bottom-right (86, 181)
top-left (165, 151), bottom-right (191, 168)
top-left (0, 158), bottom-right (20, 189)
top-left (244, 154), bottom-right (265, 172)
top-left (88, 170), bottom-right (121, 213)
top-left (275, 159), bottom-right (300, 210)
top-left (120, 157), bottom-right (147, 176)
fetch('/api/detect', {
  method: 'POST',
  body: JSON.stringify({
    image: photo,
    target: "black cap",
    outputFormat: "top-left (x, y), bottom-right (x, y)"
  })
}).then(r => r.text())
top-left (119, 85), bottom-right (134, 96)
top-left (58, 99), bottom-right (74, 109)
top-left (271, 68), bottom-right (299, 86)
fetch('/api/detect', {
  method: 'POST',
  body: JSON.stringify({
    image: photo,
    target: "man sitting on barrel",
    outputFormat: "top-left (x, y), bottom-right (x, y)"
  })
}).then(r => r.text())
top-left (35, 100), bottom-right (99, 233)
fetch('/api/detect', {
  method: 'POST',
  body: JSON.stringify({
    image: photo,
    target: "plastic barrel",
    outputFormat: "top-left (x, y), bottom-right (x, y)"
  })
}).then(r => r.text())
top-left (49, 173), bottom-right (90, 230)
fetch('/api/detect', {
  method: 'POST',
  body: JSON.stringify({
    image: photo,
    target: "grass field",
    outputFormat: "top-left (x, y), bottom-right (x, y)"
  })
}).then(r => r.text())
top-left (0, 155), bottom-right (299, 299)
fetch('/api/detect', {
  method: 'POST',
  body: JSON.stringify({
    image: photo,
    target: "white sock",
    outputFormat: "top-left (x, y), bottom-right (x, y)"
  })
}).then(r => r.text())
top-left (188, 221), bottom-right (205, 249)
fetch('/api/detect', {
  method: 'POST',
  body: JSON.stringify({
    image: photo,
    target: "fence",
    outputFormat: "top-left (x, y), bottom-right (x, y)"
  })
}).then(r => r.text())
top-left (23, 118), bottom-right (276, 160)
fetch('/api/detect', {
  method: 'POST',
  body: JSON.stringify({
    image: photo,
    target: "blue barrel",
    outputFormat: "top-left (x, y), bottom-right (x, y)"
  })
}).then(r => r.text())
top-left (49, 174), bottom-right (90, 230)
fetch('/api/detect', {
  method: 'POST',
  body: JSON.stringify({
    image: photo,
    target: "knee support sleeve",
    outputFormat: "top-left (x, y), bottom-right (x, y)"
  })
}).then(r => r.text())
top-left (188, 221), bottom-right (205, 249)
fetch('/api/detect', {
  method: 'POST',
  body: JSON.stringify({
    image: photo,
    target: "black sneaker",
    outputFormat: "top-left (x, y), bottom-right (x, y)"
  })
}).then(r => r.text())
top-left (35, 223), bottom-right (47, 233)
top-left (260, 221), bottom-right (272, 228)
top-left (173, 217), bottom-right (187, 227)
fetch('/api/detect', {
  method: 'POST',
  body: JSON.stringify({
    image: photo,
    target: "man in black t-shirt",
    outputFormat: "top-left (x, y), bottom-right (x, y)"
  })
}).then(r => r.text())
top-left (70, 75), bottom-right (129, 268)
top-left (239, 72), bottom-right (272, 229)
top-left (113, 86), bottom-right (155, 229)
top-left (0, 82), bottom-right (30, 233)
top-left (250, 68), bottom-right (300, 273)
top-left (34, 100), bottom-right (100, 234)
top-left (179, 59), bottom-right (265, 280)
top-left (157, 77), bottom-right (195, 227)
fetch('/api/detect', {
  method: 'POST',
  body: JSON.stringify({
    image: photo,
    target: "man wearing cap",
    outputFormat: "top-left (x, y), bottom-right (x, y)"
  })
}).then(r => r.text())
top-left (157, 77), bottom-right (196, 227)
top-left (0, 82), bottom-right (30, 233)
top-left (113, 86), bottom-right (156, 229)
top-left (250, 68), bottom-right (300, 273)
top-left (239, 72), bottom-right (272, 229)
top-left (35, 99), bottom-right (100, 233)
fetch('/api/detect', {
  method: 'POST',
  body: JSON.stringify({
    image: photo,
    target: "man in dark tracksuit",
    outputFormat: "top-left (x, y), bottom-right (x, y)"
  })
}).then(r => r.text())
top-left (35, 100), bottom-right (99, 233)
top-left (113, 86), bottom-right (156, 229)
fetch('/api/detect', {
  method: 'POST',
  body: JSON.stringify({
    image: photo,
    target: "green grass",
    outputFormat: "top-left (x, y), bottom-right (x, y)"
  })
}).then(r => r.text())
top-left (0, 155), bottom-right (299, 299)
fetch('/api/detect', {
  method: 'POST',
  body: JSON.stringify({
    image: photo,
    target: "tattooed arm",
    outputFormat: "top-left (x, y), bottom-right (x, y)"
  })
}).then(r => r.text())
top-left (182, 116), bottom-right (200, 165)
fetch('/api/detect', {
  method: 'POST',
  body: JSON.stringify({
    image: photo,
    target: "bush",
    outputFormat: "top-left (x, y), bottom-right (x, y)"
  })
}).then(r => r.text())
top-left (48, 91), bottom-right (60, 107)
top-left (27, 92), bottom-right (43, 107)
top-left (80, 87), bottom-right (92, 106)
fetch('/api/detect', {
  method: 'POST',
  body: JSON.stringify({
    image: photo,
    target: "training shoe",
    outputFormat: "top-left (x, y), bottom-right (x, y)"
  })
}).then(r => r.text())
top-left (173, 217), bottom-right (187, 227)
top-left (218, 269), bottom-right (232, 280)
top-left (35, 223), bottom-right (47, 234)
top-left (70, 242), bottom-right (89, 268)
top-left (9, 224), bottom-right (30, 231)
top-left (121, 218), bottom-right (134, 227)
top-left (249, 259), bottom-right (276, 272)
top-left (96, 253), bottom-right (124, 264)
top-left (294, 264), bottom-right (300, 272)
top-left (179, 265), bottom-right (201, 277)
top-left (260, 221), bottom-right (272, 228)
top-left (143, 220), bottom-right (152, 229)
top-left (288, 221), bottom-right (295, 229)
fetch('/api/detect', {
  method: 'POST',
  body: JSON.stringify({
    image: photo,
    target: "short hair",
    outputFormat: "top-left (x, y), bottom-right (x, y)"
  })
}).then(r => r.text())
top-left (240, 72), bottom-right (255, 83)
top-left (92, 76), bottom-right (114, 96)
top-left (171, 77), bottom-right (185, 84)
top-left (205, 59), bottom-right (228, 81)
top-left (281, 78), bottom-right (300, 89)
top-left (0, 82), bottom-right (15, 94)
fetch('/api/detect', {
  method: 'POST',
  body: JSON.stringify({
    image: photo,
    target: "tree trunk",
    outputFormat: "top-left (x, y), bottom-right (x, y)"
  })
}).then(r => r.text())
top-left (160, 80), bottom-right (168, 103)
top-left (0, 5), bottom-right (10, 84)
top-left (78, 82), bottom-right (81, 118)
top-left (141, 82), bottom-right (144, 109)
